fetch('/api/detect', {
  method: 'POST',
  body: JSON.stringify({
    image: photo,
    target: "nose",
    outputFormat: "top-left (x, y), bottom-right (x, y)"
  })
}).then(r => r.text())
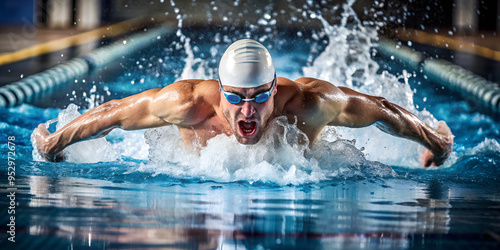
top-left (241, 101), bottom-right (256, 117)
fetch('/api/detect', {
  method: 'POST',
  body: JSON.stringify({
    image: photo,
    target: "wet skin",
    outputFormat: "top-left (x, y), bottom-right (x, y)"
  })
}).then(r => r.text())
top-left (34, 77), bottom-right (454, 166)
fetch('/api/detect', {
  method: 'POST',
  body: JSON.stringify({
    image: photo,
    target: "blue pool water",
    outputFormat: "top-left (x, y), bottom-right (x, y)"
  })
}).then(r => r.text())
top-left (1, 1), bottom-right (500, 249)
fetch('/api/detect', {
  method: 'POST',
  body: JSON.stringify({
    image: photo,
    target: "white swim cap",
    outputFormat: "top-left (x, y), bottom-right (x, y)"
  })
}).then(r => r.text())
top-left (219, 39), bottom-right (275, 88)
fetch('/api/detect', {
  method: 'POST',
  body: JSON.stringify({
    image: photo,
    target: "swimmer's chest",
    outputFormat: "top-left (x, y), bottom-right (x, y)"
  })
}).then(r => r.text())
top-left (176, 115), bottom-right (232, 147)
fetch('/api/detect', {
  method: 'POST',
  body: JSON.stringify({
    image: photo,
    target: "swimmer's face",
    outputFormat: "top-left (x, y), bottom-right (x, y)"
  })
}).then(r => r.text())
top-left (220, 81), bottom-right (277, 145)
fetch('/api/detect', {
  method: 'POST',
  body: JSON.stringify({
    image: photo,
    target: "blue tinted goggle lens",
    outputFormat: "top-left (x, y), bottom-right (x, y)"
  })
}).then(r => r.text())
top-left (254, 92), bottom-right (271, 103)
top-left (226, 94), bottom-right (242, 104)
top-left (220, 76), bottom-right (275, 104)
top-left (224, 92), bottom-right (270, 104)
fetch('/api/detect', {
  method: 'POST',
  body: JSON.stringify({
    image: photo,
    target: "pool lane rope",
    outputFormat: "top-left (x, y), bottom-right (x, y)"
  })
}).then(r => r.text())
top-left (0, 25), bottom-right (174, 108)
top-left (377, 37), bottom-right (500, 116)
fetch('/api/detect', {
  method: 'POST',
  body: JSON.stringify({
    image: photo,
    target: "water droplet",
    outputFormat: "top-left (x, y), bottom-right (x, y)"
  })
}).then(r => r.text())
top-left (20, 74), bottom-right (23, 78)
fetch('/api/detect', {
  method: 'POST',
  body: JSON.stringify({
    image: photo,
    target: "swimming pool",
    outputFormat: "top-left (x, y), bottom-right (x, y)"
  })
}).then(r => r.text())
top-left (1, 1), bottom-right (500, 249)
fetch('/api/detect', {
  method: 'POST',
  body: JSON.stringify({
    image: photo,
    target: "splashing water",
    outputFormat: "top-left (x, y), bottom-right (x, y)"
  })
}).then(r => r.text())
top-left (141, 116), bottom-right (397, 185)
top-left (30, 0), bottom-right (422, 180)
top-left (29, 0), bottom-right (499, 185)
top-left (31, 104), bottom-right (120, 163)
top-left (303, 0), bottom-right (438, 167)
top-left (173, 0), bottom-right (216, 80)
top-left (178, 35), bottom-right (214, 80)
top-left (303, 0), bottom-right (380, 89)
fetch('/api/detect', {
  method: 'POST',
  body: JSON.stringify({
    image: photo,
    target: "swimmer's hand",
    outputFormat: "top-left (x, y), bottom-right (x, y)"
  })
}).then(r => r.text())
top-left (34, 124), bottom-right (64, 162)
top-left (420, 121), bottom-right (454, 167)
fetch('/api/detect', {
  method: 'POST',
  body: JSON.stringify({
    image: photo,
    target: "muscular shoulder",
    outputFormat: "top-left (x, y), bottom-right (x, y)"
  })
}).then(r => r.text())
top-left (156, 79), bottom-right (219, 102)
top-left (276, 77), bottom-right (347, 125)
top-left (151, 79), bottom-right (220, 125)
top-left (277, 77), bottom-right (344, 110)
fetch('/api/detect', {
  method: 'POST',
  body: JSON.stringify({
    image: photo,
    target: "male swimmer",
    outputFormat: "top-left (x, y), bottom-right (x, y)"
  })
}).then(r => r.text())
top-left (35, 39), bottom-right (454, 166)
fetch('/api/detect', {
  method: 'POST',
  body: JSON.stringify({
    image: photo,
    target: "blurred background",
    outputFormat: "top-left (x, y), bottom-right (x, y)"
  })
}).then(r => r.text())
top-left (1, 0), bottom-right (498, 31)
top-left (0, 0), bottom-right (499, 86)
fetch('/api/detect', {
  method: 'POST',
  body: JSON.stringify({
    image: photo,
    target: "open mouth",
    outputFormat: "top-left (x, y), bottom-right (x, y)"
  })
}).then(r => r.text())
top-left (238, 120), bottom-right (257, 137)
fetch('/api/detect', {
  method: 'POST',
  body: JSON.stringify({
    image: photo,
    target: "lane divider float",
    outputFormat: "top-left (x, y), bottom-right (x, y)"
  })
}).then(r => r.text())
top-left (378, 37), bottom-right (500, 116)
top-left (0, 25), bottom-right (174, 108)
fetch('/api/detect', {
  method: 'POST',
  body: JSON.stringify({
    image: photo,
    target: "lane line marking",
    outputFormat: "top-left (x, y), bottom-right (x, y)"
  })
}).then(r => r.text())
top-left (0, 14), bottom-right (168, 66)
top-left (394, 28), bottom-right (500, 62)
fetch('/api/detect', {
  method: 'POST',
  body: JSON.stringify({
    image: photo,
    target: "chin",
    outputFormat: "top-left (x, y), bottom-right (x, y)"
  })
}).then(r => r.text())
top-left (235, 135), bottom-right (260, 145)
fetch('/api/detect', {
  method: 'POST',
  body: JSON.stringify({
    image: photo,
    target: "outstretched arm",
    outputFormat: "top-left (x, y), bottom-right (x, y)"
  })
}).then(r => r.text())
top-left (34, 81), bottom-right (207, 161)
top-left (327, 86), bottom-right (453, 167)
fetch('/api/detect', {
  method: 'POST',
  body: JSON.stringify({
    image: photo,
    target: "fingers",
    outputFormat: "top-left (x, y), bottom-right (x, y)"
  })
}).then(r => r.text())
top-left (421, 120), bottom-right (454, 167)
top-left (423, 160), bottom-right (431, 167)
top-left (420, 148), bottom-right (431, 167)
top-left (55, 152), bottom-right (65, 162)
top-left (37, 123), bottom-right (50, 135)
top-left (437, 120), bottom-right (454, 139)
top-left (34, 123), bottom-right (54, 162)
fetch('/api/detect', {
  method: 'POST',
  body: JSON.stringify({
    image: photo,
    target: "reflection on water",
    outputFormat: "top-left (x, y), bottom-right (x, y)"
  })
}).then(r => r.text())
top-left (1, 0), bottom-right (499, 248)
top-left (1, 172), bottom-right (496, 249)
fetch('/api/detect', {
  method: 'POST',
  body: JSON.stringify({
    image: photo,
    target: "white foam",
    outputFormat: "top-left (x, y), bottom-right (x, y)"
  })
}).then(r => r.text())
top-left (425, 138), bottom-right (500, 171)
top-left (302, 1), bottom-right (438, 168)
top-left (31, 104), bottom-right (120, 163)
top-left (142, 116), bottom-right (397, 185)
top-left (466, 138), bottom-right (500, 155)
top-left (178, 36), bottom-right (214, 80)
top-left (31, 0), bottom-right (441, 182)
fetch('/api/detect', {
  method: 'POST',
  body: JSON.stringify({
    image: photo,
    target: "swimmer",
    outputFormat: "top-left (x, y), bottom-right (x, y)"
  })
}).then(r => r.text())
top-left (34, 39), bottom-right (454, 166)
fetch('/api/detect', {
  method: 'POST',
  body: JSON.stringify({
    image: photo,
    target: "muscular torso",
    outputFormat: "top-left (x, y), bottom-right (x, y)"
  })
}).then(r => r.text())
top-left (165, 77), bottom-right (342, 148)
top-left (177, 114), bottom-right (232, 149)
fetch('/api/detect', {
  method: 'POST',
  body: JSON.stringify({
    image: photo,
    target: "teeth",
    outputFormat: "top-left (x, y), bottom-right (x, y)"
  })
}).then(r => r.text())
top-left (244, 121), bottom-right (251, 123)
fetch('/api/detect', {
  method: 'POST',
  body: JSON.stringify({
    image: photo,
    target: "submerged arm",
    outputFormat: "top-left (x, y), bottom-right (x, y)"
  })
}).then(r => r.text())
top-left (326, 86), bottom-right (453, 166)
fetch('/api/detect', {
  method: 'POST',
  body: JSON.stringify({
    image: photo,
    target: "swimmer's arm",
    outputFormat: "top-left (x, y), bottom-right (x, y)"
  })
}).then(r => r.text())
top-left (326, 86), bottom-right (453, 166)
top-left (35, 82), bottom-right (204, 161)
top-left (35, 88), bottom-right (172, 161)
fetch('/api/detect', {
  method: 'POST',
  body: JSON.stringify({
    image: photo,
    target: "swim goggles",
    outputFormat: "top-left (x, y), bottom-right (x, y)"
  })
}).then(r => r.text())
top-left (219, 74), bottom-right (276, 104)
